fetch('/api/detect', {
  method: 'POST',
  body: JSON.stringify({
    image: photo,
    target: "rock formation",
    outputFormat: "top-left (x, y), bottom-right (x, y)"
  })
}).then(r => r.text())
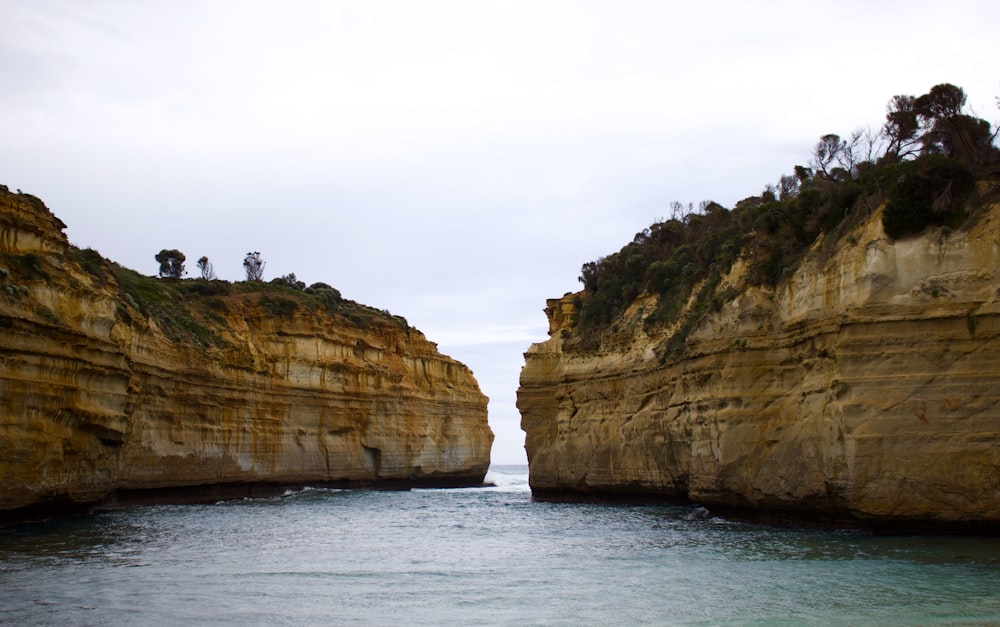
top-left (519, 200), bottom-right (1000, 531)
top-left (0, 186), bottom-right (492, 521)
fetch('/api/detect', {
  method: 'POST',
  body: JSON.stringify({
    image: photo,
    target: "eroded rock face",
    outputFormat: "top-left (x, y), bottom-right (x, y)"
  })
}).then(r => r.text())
top-left (518, 203), bottom-right (1000, 530)
top-left (0, 188), bottom-right (492, 519)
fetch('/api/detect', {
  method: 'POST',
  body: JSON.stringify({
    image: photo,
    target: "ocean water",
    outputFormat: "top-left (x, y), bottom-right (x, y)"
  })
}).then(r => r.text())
top-left (1, 465), bottom-right (998, 626)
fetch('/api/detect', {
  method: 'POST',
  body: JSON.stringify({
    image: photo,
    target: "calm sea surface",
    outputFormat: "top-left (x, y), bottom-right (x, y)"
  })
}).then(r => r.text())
top-left (2, 465), bottom-right (998, 626)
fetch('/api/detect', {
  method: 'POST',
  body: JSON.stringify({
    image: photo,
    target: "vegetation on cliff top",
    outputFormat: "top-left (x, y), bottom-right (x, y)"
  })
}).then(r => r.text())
top-left (570, 83), bottom-right (1000, 356)
top-left (102, 261), bottom-right (410, 347)
top-left (0, 188), bottom-right (409, 347)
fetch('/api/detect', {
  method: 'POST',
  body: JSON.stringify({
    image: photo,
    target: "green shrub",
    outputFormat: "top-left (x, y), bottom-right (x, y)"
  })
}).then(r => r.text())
top-left (306, 286), bottom-right (343, 309)
top-left (259, 295), bottom-right (299, 318)
top-left (881, 156), bottom-right (975, 239)
top-left (70, 246), bottom-right (109, 285)
top-left (5, 253), bottom-right (49, 281)
top-left (205, 297), bottom-right (227, 311)
top-left (272, 273), bottom-right (306, 290)
top-left (186, 280), bottom-right (232, 296)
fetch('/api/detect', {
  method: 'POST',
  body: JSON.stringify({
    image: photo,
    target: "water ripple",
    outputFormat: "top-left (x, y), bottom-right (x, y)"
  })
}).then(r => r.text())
top-left (1, 467), bottom-right (998, 625)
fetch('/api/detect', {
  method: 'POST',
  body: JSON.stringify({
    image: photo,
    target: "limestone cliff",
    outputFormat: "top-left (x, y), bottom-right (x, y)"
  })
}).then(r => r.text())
top-left (519, 200), bottom-right (1000, 531)
top-left (0, 187), bottom-right (492, 521)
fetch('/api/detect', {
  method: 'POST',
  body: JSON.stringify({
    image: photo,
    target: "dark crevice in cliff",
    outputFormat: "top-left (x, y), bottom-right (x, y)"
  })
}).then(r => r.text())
top-left (362, 445), bottom-right (383, 479)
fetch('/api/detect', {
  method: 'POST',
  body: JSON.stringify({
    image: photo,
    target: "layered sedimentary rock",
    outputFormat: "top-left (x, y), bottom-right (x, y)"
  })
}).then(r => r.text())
top-left (519, 202), bottom-right (1000, 530)
top-left (0, 187), bottom-right (492, 519)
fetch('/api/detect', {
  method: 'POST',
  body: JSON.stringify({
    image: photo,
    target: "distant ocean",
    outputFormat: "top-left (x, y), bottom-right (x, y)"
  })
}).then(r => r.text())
top-left (2, 465), bottom-right (998, 625)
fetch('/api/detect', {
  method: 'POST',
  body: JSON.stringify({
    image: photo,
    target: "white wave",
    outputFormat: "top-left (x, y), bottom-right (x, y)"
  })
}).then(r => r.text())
top-left (484, 466), bottom-right (530, 492)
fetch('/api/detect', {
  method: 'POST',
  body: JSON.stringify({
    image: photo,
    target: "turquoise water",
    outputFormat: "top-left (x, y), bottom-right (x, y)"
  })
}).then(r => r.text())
top-left (1, 465), bottom-right (998, 625)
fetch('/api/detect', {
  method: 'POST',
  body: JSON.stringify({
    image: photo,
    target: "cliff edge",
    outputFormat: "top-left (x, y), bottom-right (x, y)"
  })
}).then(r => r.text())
top-left (0, 186), bottom-right (493, 522)
top-left (519, 199), bottom-right (1000, 531)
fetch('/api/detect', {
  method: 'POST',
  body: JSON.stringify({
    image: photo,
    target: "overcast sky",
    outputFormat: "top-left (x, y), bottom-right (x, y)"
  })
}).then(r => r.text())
top-left (2, 1), bottom-right (997, 464)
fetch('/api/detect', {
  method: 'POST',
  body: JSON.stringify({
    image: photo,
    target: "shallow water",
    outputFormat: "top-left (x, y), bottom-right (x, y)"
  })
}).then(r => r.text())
top-left (2, 466), bottom-right (998, 625)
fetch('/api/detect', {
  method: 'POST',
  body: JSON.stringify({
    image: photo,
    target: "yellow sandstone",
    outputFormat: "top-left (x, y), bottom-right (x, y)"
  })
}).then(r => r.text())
top-left (0, 188), bottom-right (492, 518)
top-left (519, 201), bottom-right (999, 529)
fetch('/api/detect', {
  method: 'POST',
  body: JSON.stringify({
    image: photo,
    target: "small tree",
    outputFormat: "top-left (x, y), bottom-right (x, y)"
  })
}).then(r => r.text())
top-left (810, 134), bottom-right (846, 177)
top-left (155, 249), bottom-right (186, 279)
top-left (839, 127), bottom-right (883, 175)
top-left (909, 83), bottom-right (1000, 165)
top-left (243, 251), bottom-right (265, 281)
top-left (196, 256), bottom-right (216, 280)
top-left (778, 174), bottom-right (799, 200)
top-left (914, 83), bottom-right (966, 120)
top-left (882, 94), bottom-right (921, 161)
